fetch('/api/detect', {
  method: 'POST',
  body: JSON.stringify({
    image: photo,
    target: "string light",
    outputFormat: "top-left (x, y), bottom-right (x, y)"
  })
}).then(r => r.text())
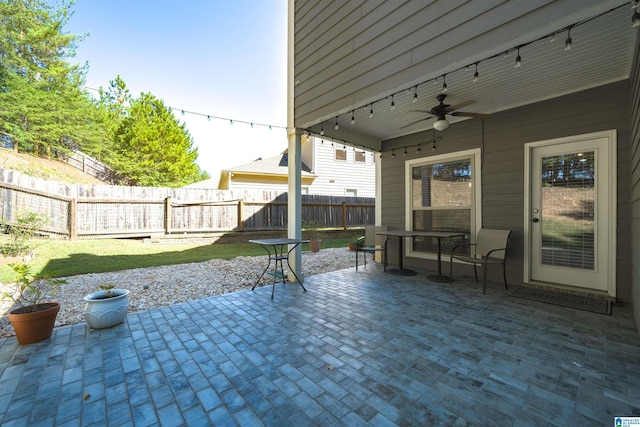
top-left (515, 47), bottom-right (522, 68)
top-left (633, 1), bottom-right (640, 28)
top-left (564, 27), bottom-right (573, 51)
top-left (350, 111), bottom-right (355, 125)
top-left (149, 3), bottom-right (627, 141)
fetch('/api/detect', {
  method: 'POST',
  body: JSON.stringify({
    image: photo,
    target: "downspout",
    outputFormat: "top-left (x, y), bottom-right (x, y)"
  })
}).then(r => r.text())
top-left (287, 0), bottom-right (303, 281)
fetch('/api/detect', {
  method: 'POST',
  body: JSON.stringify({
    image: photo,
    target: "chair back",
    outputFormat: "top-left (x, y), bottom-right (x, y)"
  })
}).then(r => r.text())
top-left (365, 225), bottom-right (388, 247)
top-left (475, 229), bottom-right (511, 259)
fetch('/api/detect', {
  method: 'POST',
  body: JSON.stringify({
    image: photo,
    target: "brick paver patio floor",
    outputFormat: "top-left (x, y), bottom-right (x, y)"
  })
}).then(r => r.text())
top-left (1, 264), bottom-right (639, 426)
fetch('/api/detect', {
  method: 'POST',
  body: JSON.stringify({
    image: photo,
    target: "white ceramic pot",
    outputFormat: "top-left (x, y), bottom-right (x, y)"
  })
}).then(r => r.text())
top-left (84, 289), bottom-right (130, 329)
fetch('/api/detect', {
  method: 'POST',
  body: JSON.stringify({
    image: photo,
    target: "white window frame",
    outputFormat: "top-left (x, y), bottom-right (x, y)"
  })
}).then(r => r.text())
top-left (404, 148), bottom-right (482, 260)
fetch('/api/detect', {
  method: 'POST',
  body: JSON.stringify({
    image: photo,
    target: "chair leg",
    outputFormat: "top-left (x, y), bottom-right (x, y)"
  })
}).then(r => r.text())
top-left (356, 249), bottom-right (359, 271)
top-left (482, 260), bottom-right (488, 294)
top-left (473, 264), bottom-right (479, 282)
top-left (364, 251), bottom-right (367, 268)
top-left (449, 256), bottom-right (454, 283)
top-left (383, 249), bottom-right (387, 272)
top-left (503, 261), bottom-right (508, 290)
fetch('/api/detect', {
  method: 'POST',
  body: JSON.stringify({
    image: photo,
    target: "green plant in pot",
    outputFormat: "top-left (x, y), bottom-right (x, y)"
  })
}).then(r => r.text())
top-left (302, 219), bottom-right (322, 252)
top-left (1, 263), bottom-right (65, 345)
top-left (84, 284), bottom-right (130, 329)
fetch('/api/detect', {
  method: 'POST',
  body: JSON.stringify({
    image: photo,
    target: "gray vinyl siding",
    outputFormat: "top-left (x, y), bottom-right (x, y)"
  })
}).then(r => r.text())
top-left (293, 0), bottom-right (612, 128)
top-left (380, 81), bottom-right (632, 300)
top-left (631, 32), bottom-right (640, 326)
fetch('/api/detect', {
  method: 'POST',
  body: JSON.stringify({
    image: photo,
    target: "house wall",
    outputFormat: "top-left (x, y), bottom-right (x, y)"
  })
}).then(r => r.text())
top-left (305, 137), bottom-right (376, 197)
top-left (381, 81), bottom-right (632, 301)
top-left (630, 33), bottom-right (640, 327)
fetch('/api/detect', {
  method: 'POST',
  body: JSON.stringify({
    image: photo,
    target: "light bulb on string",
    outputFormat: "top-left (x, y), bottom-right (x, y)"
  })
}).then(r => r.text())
top-left (230, 119), bottom-right (233, 125)
top-left (473, 63), bottom-right (479, 83)
top-left (515, 47), bottom-right (522, 68)
top-left (564, 27), bottom-right (572, 51)
top-left (320, 123), bottom-right (325, 136)
top-left (350, 111), bottom-right (355, 125)
top-left (334, 117), bottom-right (339, 130)
top-left (417, 144), bottom-right (421, 154)
top-left (207, 115), bottom-right (211, 121)
top-left (403, 148), bottom-right (407, 157)
top-left (390, 95), bottom-right (395, 110)
top-left (413, 86), bottom-right (418, 103)
top-left (369, 105), bottom-right (374, 118)
top-left (181, 110), bottom-right (185, 116)
top-left (391, 149), bottom-right (395, 158)
top-left (549, 33), bottom-right (556, 43)
top-left (633, 7), bottom-right (640, 28)
top-left (441, 75), bottom-right (448, 94)
top-left (250, 123), bottom-right (254, 128)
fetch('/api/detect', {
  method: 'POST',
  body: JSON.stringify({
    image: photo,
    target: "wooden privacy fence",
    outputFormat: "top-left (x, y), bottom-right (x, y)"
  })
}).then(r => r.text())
top-left (0, 169), bottom-right (375, 239)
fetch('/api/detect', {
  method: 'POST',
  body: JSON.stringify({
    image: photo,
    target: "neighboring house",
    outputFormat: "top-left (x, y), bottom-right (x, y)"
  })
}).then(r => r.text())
top-left (286, 1), bottom-right (640, 329)
top-left (217, 135), bottom-right (376, 197)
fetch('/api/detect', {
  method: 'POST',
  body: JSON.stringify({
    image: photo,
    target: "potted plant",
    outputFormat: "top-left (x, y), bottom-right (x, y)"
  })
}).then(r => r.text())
top-left (83, 284), bottom-right (130, 329)
top-left (348, 234), bottom-right (364, 251)
top-left (302, 219), bottom-right (322, 252)
top-left (1, 263), bottom-right (65, 345)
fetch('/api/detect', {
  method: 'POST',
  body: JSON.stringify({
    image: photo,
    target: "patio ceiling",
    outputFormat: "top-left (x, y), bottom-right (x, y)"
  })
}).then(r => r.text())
top-left (302, 1), bottom-right (637, 148)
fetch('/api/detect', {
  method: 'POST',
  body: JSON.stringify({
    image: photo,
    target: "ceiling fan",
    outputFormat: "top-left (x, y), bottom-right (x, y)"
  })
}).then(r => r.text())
top-left (403, 94), bottom-right (488, 131)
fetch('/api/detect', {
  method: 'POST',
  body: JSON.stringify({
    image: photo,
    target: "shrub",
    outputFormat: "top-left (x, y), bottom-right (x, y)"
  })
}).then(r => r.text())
top-left (0, 211), bottom-right (48, 257)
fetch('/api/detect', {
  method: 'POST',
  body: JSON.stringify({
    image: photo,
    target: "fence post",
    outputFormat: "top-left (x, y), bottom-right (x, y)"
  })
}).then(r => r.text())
top-left (69, 198), bottom-right (77, 240)
top-left (342, 202), bottom-right (347, 230)
top-left (165, 197), bottom-right (172, 234)
top-left (237, 200), bottom-right (244, 231)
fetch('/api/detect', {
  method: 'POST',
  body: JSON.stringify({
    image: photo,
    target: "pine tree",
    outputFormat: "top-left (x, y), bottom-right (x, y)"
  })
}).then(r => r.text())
top-left (0, 0), bottom-right (99, 152)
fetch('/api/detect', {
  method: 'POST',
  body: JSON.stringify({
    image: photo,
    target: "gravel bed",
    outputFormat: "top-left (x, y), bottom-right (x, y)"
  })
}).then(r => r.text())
top-left (0, 247), bottom-right (357, 339)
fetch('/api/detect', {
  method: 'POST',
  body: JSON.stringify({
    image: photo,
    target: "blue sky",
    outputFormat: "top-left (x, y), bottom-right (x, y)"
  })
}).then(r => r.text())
top-left (64, 0), bottom-right (288, 183)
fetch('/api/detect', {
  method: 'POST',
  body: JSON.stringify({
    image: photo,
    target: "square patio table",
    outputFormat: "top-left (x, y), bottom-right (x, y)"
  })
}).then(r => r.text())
top-left (249, 238), bottom-right (308, 299)
top-left (377, 230), bottom-right (466, 280)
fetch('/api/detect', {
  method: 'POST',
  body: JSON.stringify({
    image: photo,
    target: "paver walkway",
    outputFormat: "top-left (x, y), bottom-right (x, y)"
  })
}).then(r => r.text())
top-left (0, 265), bottom-right (639, 426)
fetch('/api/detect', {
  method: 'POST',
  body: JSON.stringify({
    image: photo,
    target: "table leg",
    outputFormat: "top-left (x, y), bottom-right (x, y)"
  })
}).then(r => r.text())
top-left (428, 237), bottom-right (450, 282)
top-left (286, 244), bottom-right (306, 293)
top-left (252, 245), bottom-right (273, 290)
top-left (386, 235), bottom-right (417, 276)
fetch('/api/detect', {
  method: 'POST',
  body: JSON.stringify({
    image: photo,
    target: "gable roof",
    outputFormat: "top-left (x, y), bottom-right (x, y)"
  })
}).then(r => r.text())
top-left (217, 152), bottom-right (316, 189)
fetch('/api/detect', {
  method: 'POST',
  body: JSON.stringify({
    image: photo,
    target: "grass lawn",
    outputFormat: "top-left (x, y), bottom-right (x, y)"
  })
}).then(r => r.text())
top-left (0, 236), bottom-right (353, 283)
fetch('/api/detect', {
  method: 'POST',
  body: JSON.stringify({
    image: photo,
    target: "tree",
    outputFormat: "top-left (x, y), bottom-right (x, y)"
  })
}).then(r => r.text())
top-left (0, 0), bottom-right (101, 152)
top-left (109, 91), bottom-right (208, 187)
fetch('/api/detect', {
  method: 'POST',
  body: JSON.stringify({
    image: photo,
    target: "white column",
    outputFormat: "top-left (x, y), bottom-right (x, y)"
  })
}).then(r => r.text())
top-left (286, 0), bottom-right (302, 281)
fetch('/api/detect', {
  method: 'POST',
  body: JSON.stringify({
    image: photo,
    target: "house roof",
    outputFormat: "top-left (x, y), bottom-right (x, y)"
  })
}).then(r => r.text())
top-left (217, 152), bottom-right (316, 189)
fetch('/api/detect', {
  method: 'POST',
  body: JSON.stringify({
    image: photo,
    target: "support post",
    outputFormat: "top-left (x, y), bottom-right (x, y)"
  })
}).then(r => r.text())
top-left (69, 198), bottom-right (77, 240)
top-left (165, 197), bottom-right (172, 234)
top-left (237, 200), bottom-right (244, 231)
top-left (286, 0), bottom-right (303, 282)
top-left (342, 202), bottom-right (347, 230)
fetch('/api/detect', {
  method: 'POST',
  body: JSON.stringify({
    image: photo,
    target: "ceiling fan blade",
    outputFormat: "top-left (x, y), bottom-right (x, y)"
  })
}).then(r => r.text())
top-left (450, 111), bottom-right (490, 118)
top-left (410, 110), bottom-right (432, 114)
top-left (448, 100), bottom-right (475, 111)
top-left (401, 117), bottom-right (434, 129)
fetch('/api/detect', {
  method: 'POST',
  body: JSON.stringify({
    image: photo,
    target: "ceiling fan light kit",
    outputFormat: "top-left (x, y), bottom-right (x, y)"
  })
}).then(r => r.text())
top-left (433, 118), bottom-right (449, 131)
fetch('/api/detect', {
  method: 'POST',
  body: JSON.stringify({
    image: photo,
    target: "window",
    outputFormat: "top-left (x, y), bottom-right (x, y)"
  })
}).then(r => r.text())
top-left (345, 189), bottom-right (357, 197)
top-left (406, 149), bottom-right (481, 258)
top-left (355, 151), bottom-right (366, 163)
top-left (335, 147), bottom-right (347, 161)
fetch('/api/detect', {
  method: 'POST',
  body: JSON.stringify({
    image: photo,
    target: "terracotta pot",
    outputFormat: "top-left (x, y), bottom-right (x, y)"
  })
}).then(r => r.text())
top-left (8, 302), bottom-right (60, 345)
top-left (84, 289), bottom-right (129, 329)
top-left (309, 240), bottom-right (321, 252)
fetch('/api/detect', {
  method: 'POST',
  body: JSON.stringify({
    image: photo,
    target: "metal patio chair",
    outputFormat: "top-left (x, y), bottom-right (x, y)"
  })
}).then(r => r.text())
top-left (449, 228), bottom-right (511, 293)
top-left (356, 226), bottom-right (388, 271)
